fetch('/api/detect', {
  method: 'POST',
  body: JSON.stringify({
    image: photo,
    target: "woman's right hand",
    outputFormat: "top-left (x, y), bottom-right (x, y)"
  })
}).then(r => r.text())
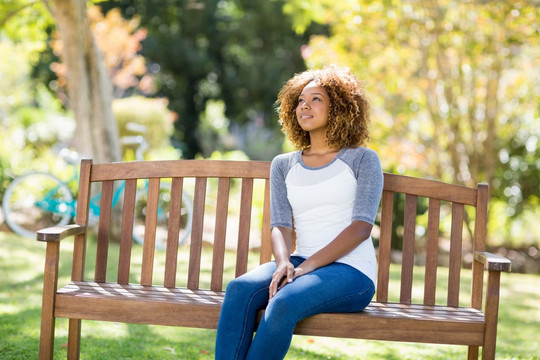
top-left (269, 260), bottom-right (295, 300)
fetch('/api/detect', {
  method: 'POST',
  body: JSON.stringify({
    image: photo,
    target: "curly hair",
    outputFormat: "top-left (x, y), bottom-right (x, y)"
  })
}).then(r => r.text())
top-left (275, 65), bottom-right (371, 150)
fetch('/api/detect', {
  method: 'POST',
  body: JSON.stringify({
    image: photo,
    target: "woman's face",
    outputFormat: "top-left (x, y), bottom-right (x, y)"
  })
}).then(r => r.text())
top-left (296, 81), bottom-right (330, 134)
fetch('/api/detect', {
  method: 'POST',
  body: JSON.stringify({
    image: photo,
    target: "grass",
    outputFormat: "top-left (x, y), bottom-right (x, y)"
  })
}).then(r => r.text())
top-left (0, 231), bottom-right (539, 360)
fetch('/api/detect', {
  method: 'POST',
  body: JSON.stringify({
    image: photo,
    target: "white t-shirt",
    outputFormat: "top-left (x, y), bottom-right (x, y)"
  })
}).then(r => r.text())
top-left (270, 147), bottom-right (384, 283)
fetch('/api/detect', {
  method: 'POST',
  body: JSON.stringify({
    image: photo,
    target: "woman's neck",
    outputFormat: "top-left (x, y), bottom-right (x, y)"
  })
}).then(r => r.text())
top-left (303, 146), bottom-right (338, 156)
top-left (302, 135), bottom-right (341, 167)
top-left (301, 146), bottom-right (340, 167)
top-left (304, 134), bottom-right (338, 155)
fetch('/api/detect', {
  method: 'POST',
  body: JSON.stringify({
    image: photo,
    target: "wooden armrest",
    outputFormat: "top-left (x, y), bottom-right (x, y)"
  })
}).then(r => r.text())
top-left (37, 224), bottom-right (87, 242)
top-left (474, 251), bottom-right (512, 272)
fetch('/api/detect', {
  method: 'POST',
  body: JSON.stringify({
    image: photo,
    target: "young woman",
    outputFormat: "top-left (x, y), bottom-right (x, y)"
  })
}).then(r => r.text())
top-left (215, 66), bottom-right (384, 360)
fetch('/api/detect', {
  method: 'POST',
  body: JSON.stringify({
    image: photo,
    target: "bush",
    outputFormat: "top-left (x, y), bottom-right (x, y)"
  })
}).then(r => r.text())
top-left (114, 96), bottom-right (177, 159)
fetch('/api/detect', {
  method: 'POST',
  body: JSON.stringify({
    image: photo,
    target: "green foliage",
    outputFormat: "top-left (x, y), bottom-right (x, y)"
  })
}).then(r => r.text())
top-left (98, 0), bottom-right (326, 158)
top-left (1, 97), bottom-right (73, 171)
top-left (197, 100), bottom-right (233, 157)
top-left (0, 8), bottom-right (73, 195)
top-left (0, 0), bottom-right (52, 55)
top-left (490, 199), bottom-right (540, 248)
top-left (204, 149), bottom-right (250, 162)
top-left (284, 0), bottom-right (540, 248)
top-left (197, 100), bottom-right (284, 160)
top-left (283, 0), bottom-right (331, 34)
top-left (0, 37), bottom-right (34, 108)
top-left (0, 36), bottom-right (74, 197)
top-left (113, 96), bottom-right (178, 158)
top-left (494, 110), bottom-right (540, 218)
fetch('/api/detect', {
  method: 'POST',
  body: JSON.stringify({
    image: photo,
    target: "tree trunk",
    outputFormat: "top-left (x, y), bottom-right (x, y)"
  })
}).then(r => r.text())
top-left (47, 0), bottom-right (121, 163)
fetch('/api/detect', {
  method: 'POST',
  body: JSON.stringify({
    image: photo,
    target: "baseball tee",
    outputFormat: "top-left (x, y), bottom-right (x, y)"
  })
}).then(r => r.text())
top-left (270, 146), bottom-right (384, 283)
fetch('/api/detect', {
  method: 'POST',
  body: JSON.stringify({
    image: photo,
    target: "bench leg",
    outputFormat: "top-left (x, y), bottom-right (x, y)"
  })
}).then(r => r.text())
top-left (482, 270), bottom-right (502, 360)
top-left (67, 319), bottom-right (82, 360)
top-left (468, 345), bottom-right (479, 359)
top-left (39, 302), bottom-right (56, 360)
top-left (39, 242), bottom-right (60, 360)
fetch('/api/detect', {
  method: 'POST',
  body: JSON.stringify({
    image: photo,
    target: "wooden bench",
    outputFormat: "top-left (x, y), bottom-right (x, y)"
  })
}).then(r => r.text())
top-left (37, 158), bottom-right (511, 359)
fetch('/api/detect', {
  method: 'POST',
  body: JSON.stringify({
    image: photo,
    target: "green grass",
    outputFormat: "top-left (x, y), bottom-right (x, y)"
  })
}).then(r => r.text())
top-left (0, 231), bottom-right (539, 359)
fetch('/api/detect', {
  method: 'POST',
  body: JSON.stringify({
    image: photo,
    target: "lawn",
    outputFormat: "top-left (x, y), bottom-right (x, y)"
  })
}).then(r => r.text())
top-left (0, 231), bottom-right (538, 360)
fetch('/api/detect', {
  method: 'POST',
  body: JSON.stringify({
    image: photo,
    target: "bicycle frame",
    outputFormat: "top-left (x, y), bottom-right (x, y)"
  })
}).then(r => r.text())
top-left (88, 181), bottom-right (127, 218)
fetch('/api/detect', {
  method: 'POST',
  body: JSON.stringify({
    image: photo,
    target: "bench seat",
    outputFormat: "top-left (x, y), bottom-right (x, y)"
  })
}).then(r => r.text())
top-left (294, 302), bottom-right (485, 346)
top-left (56, 282), bottom-right (223, 329)
top-left (56, 281), bottom-right (485, 346)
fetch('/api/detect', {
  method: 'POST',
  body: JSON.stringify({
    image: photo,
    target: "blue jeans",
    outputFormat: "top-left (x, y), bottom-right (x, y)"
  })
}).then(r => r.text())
top-left (215, 256), bottom-right (375, 360)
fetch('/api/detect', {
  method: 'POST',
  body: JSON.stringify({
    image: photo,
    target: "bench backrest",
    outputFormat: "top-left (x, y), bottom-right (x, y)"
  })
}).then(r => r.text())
top-left (73, 159), bottom-right (272, 292)
top-left (377, 173), bottom-right (488, 310)
top-left (73, 159), bottom-right (488, 310)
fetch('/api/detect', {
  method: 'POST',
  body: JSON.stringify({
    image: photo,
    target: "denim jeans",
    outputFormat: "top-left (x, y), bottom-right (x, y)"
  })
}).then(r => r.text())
top-left (215, 256), bottom-right (375, 360)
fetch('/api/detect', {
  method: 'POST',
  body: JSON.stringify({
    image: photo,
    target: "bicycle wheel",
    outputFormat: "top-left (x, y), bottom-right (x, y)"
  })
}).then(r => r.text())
top-left (2, 172), bottom-right (74, 239)
top-left (132, 183), bottom-right (193, 250)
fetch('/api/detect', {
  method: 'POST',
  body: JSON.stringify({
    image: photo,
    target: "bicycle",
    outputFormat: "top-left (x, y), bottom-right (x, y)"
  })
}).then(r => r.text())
top-left (2, 124), bottom-right (193, 250)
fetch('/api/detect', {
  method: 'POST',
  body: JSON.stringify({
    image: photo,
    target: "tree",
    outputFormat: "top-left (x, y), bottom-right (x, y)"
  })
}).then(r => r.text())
top-left (50, 7), bottom-right (155, 101)
top-left (46, 0), bottom-right (121, 163)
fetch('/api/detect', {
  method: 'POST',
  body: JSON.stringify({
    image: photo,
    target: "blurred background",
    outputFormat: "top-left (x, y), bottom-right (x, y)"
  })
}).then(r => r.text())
top-left (1, 0), bottom-right (539, 272)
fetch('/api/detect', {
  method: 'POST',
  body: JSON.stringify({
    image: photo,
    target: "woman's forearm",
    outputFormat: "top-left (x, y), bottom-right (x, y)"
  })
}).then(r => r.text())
top-left (271, 226), bottom-right (293, 264)
top-left (269, 226), bottom-right (294, 299)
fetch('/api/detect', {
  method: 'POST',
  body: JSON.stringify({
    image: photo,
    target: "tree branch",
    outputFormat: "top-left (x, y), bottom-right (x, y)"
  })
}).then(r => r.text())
top-left (0, 1), bottom-right (39, 28)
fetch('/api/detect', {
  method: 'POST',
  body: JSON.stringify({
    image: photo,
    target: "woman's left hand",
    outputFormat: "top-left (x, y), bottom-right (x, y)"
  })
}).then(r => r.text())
top-left (292, 262), bottom-right (314, 280)
top-left (269, 260), bottom-right (295, 300)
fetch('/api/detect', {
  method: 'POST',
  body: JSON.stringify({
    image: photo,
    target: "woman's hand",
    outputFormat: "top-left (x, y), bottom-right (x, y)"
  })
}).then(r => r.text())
top-left (290, 264), bottom-right (309, 279)
top-left (269, 260), bottom-right (295, 300)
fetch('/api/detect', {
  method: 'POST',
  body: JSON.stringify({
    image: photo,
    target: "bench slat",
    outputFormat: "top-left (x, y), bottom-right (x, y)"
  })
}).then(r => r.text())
top-left (260, 179), bottom-right (272, 264)
top-left (90, 160), bottom-right (271, 181)
top-left (95, 180), bottom-right (114, 283)
top-left (164, 177), bottom-right (184, 288)
top-left (211, 178), bottom-right (230, 291)
top-left (71, 159), bottom-right (93, 284)
top-left (423, 198), bottom-right (441, 305)
top-left (376, 190), bottom-right (394, 302)
top-left (188, 178), bottom-right (207, 290)
top-left (118, 179), bottom-right (137, 284)
top-left (383, 173), bottom-right (477, 206)
top-left (56, 283), bottom-right (223, 329)
top-left (236, 178), bottom-right (254, 277)
top-left (448, 202), bottom-right (464, 306)
top-left (141, 178), bottom-right (160, 286)
top-left (400, 194), bottom-right (417, 304)
top-left (471, 183), bottom-right (489, 310)
top-left (294, 311), bottom-right (484, 345)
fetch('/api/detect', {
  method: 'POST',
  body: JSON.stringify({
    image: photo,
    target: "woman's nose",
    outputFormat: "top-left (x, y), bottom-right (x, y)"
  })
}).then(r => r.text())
top-left (301, 101), bottom-right (310, 109)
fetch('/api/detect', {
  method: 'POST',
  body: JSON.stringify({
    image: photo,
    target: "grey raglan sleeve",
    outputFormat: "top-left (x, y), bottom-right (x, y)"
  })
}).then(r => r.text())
top-left (270, 155), bottom-right (293, 229)
top-left (352, 149), bottom-right (384, 225)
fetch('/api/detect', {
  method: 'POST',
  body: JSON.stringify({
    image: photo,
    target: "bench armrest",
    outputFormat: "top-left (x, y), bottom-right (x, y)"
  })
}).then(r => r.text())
top-left (37, 224), bottom-right (87, 242)
top-left (474, 251), bottom-right (511, 272)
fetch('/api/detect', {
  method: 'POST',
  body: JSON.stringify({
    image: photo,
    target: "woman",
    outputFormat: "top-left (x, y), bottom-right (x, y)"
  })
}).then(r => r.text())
top-left (215, 65), bottom-right (383, 360)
